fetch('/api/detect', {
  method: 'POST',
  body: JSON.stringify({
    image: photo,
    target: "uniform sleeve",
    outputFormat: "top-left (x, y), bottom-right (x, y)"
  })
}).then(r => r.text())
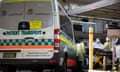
top-left (80, 42), bottom-right (86, 54)
top-left (103, 42), bottom-right (107, 49)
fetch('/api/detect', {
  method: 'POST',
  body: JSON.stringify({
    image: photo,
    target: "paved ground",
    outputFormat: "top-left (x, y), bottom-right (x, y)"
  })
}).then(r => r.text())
top-left (0, 69), bottom-right (73, 72)
top-left (16, 69), bottom-right (72, 72)
top-left (0, 69), bottom-right (115, 72)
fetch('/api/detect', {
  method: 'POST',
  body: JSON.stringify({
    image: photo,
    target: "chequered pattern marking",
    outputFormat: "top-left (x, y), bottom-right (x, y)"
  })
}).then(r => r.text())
top-left (0, 39), bottom-right (54, 46)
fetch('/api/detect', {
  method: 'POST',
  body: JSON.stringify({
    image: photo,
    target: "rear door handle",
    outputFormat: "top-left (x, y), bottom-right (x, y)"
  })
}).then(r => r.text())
top-left (24, 37), bottom-right (34, 42)
top-left (24, 37), bottom-right (34, 39)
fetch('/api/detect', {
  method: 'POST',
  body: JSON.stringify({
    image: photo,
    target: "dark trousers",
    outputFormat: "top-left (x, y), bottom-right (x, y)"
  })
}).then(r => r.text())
top-left (84, 54), bottom-right (89, 69)
top-left (76, 56), bottom-right (84, 72)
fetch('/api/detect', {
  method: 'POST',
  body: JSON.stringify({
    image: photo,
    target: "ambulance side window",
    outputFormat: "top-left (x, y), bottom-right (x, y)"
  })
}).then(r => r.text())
top-left (59, 6), bottom-right (73, 38)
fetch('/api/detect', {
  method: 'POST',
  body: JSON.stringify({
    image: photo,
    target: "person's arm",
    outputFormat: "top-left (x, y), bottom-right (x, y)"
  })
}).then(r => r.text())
top-left (81, 42), bottom-right (86, 54)
top-left (103, 42), bottom-right (107, 49)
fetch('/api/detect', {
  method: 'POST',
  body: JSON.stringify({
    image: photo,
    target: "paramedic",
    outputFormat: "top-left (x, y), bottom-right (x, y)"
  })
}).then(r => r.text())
top-left (103, 37), bottom-right (112, 70)
top-left (76, 39), bottom-right (86, 72)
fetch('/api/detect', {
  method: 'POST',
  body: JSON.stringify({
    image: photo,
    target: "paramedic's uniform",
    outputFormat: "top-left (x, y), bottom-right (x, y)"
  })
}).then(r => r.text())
top-left (76, 42), bottom-right (86, 72)
top-left (104, 41), bottom-right (112, 50)
top-left (104, 41), bottom-right (112, 65)
top-left (76, 42), bottom-right (86, 63)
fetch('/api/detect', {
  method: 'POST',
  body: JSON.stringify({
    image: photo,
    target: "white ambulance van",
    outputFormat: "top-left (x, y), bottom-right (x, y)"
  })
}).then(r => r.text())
top-left (0, 0), bottom-right (76, 72)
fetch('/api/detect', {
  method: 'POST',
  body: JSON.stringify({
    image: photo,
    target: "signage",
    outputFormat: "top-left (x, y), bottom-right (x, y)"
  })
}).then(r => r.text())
top-left (4, 30), bottom-right (42, 35)
top-left (30, 21), bottom-right (42, 30)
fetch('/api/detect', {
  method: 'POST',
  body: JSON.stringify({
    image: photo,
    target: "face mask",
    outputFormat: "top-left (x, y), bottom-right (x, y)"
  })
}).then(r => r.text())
top-left (96, 39), bottom-right (100, 43)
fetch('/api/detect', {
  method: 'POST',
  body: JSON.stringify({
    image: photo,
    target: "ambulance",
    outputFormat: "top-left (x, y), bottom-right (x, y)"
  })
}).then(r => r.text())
top-left (0, 0), bottom-right (77, 72)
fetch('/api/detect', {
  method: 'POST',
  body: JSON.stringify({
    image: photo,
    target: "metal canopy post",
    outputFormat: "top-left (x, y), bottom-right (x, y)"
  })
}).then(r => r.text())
top-left (89, 27), bottom-right (94, 72)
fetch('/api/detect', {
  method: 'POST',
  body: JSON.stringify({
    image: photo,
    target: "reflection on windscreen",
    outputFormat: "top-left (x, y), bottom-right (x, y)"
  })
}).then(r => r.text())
top-left (0, 1), bottom-right (53, 30)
